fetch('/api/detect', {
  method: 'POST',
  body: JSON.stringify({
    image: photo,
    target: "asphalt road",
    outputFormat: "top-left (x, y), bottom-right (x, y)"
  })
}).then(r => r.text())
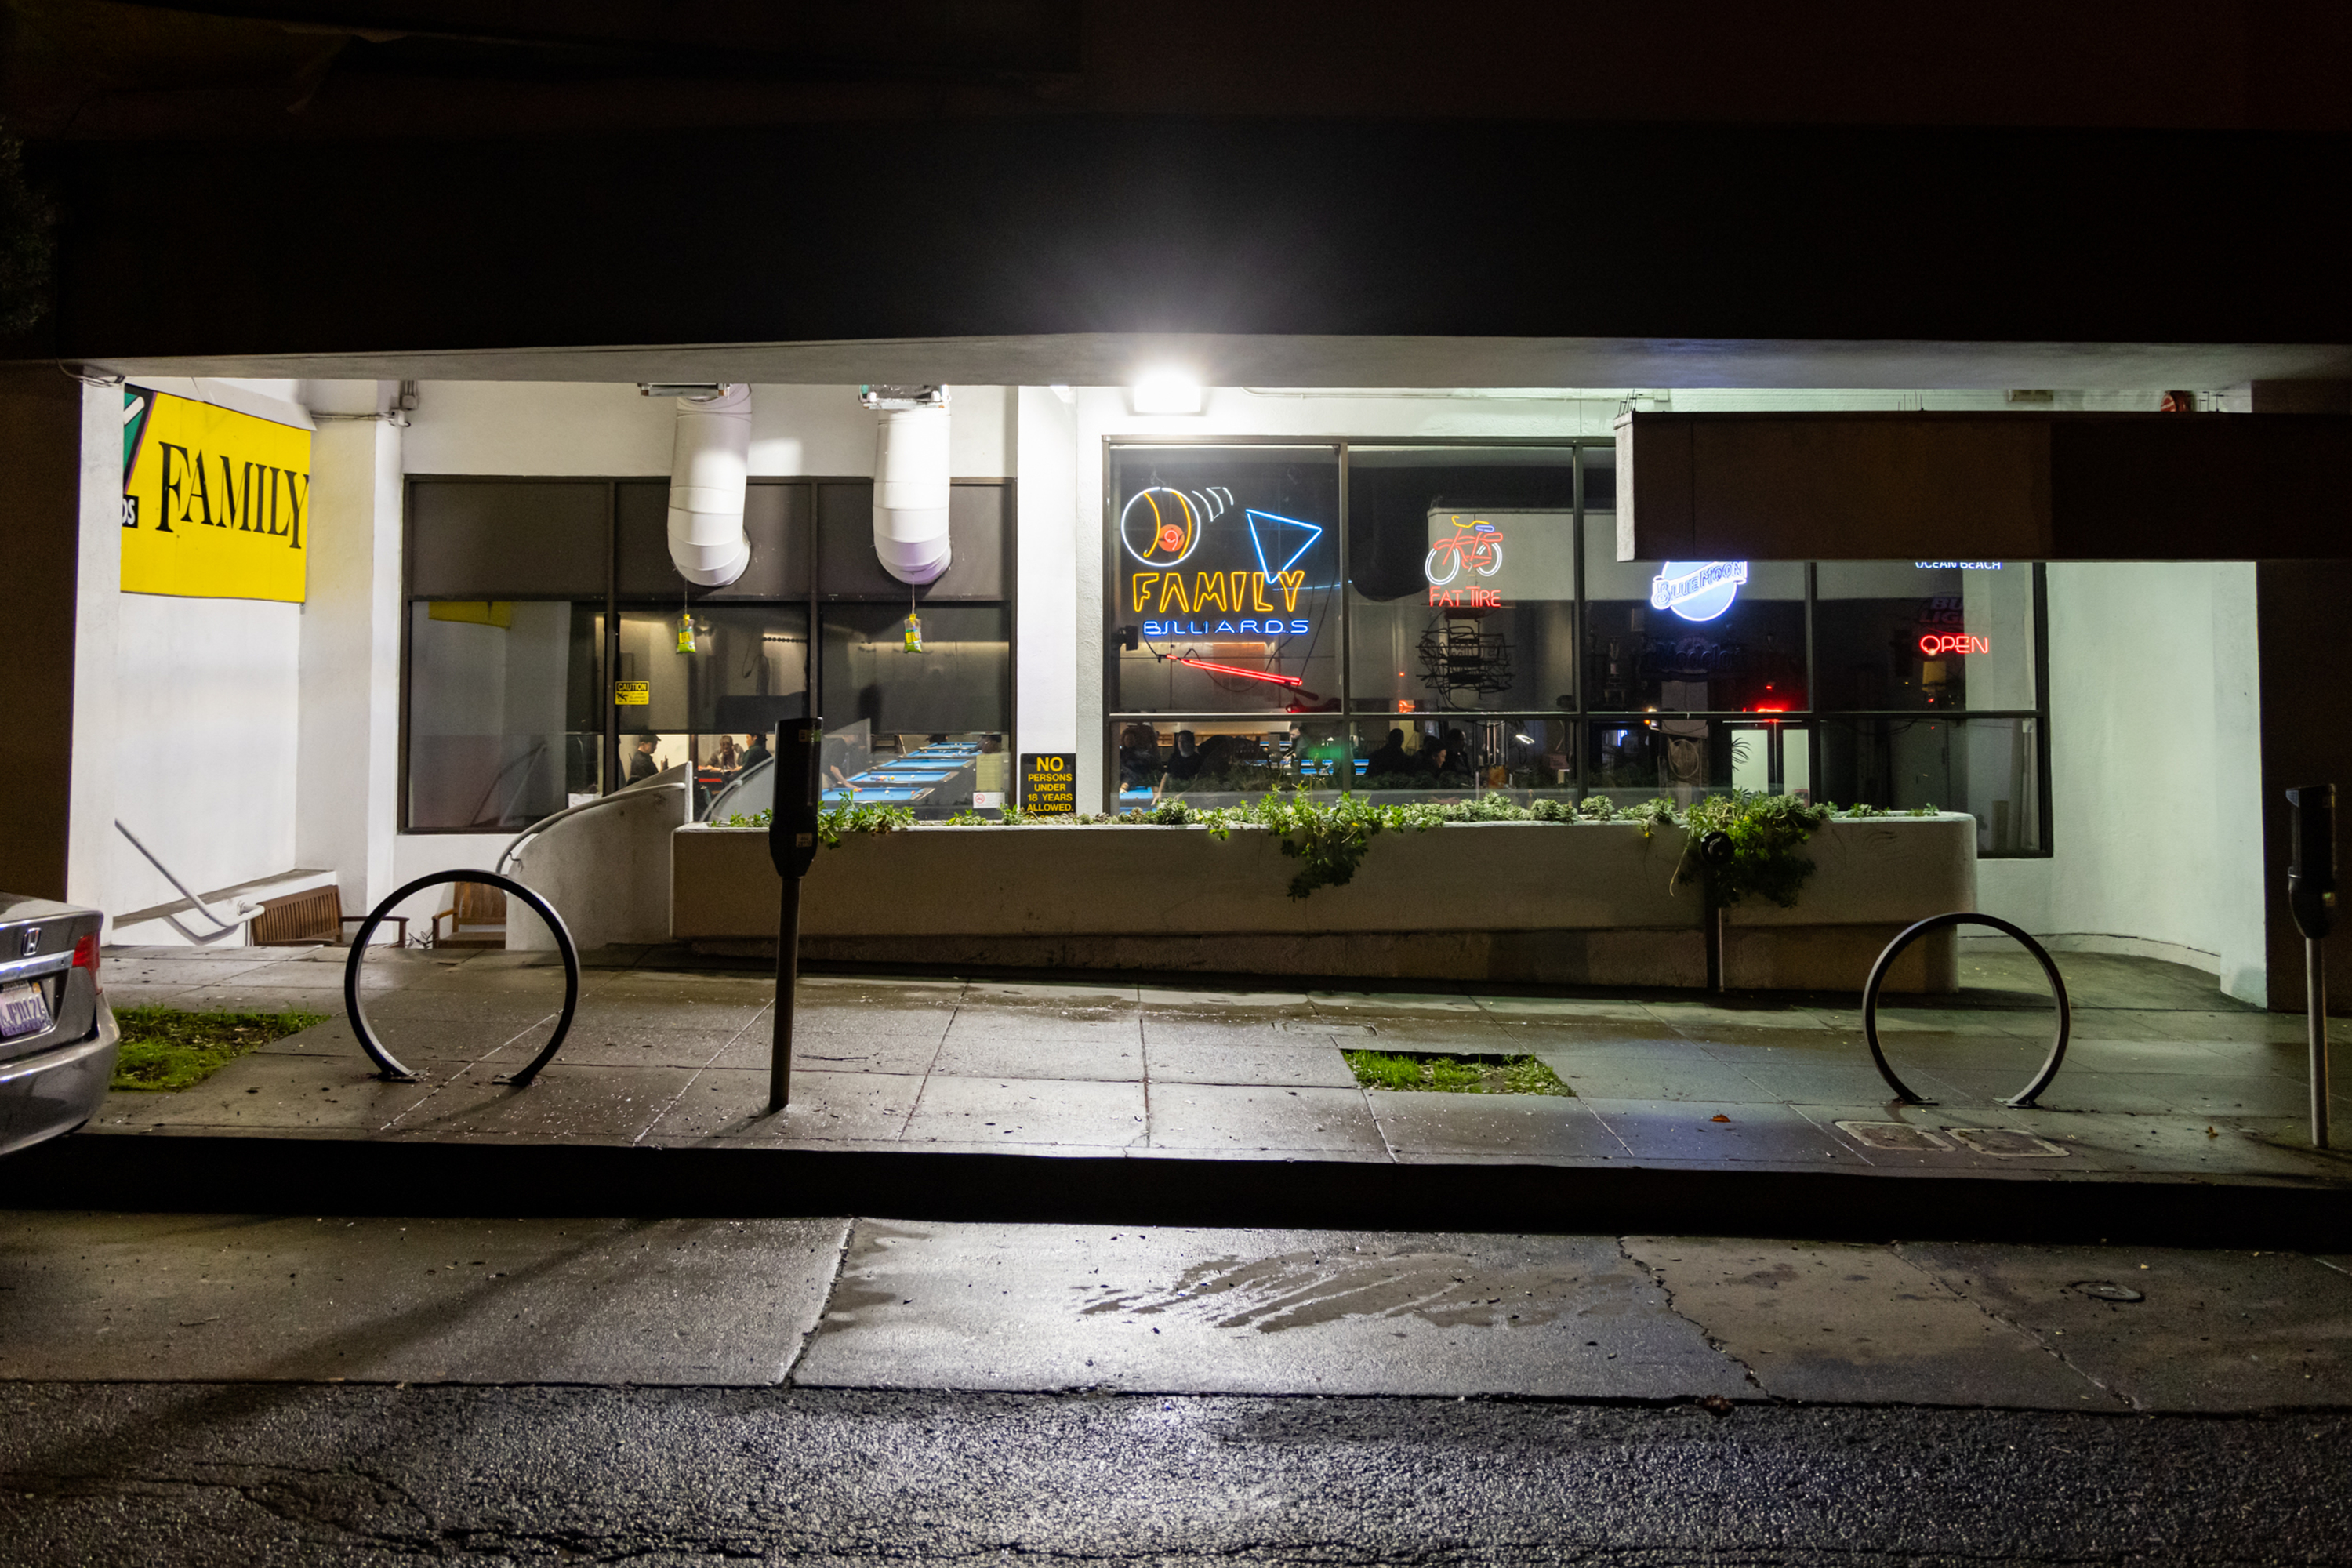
top-left (0, 1384), bottom-right (2345, 1566)
top-left (4, 1212), bottom-right (2347, 1563)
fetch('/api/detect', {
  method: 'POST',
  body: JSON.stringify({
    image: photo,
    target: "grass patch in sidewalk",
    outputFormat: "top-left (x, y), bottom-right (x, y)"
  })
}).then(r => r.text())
top-left (1343, 1049), bottom-right (1573, 1097)
top-left (110, 1006), bottom-right (330, 1092)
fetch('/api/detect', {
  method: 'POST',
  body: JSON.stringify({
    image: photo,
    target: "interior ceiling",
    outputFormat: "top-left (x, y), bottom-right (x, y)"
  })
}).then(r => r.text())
top-left (67, 334), bottom-right (2352, 392)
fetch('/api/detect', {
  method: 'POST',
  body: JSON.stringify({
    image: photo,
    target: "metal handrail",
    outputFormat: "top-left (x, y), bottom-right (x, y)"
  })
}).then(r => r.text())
top-left (495, 772), bottom-right (686, 877)
top-left (114, 820), bottom-right (262, 943)
top-left (700, 753), bottom-right (775, 824)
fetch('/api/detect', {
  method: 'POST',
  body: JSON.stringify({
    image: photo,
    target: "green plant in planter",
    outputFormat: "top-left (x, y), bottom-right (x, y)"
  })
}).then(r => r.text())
top-left (816, 802), bottom-right (916, 847)
top-left (1572, 796), bottom-right (1621, 822)
top-left (1247, 791), bottom-right (1408, 898)
top-left (1624, 796), bottom-right (1681, 837)
top-left (1673, 789), bottom-right (1831, 908)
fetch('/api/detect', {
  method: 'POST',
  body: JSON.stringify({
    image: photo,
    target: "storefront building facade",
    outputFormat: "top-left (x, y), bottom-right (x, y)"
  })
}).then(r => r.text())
top-left (14, 370), bottom-right (2290, 1007)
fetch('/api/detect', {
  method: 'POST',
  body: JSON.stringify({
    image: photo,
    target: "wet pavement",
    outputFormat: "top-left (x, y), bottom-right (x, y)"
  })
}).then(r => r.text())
top-left (88, 943), bottom-right (2352, 1190)
top-left (5, 1210), bottom-right (2350, 1412)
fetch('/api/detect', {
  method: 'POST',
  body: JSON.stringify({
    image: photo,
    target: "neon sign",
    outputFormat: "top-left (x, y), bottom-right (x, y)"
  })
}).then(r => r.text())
top-left (1651, 561), bottom-right (1748, 622)
top-left (1120, 485), bottom-right (1228, 567)
top-left (1143, 618), bottom-right (1311, 637)
top-left (1425, 518), bottom-right (1504, 586)
top-left (1245, 509), bottom-right (1323, 578)
top-left (1919, 633), bottom-right (1989, 655)
top-left (1174, 657), bottom-right (1304, 688)
top-left (1133, 572), bottom-right (1308, 615)
top-left (1121, 483), bottom-right (1330, 653)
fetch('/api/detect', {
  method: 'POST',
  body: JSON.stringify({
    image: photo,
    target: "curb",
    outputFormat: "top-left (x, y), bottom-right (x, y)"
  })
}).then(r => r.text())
top-left (20, 1133), bottom-right (2351, 1246)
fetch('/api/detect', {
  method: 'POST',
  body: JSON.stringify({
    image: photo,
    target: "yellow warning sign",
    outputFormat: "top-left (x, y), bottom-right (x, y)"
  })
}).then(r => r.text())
top-left (1020, 752), bottom-right (1076, 817)
top-left (614, 681), bottom-right (651, 706)
top-left (120, 387), bottom-right (312, 602)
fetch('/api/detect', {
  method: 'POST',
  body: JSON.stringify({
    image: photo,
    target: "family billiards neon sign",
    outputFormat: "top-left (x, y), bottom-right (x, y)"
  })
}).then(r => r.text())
top-left (1142, 617), bottom-right (1312, 638)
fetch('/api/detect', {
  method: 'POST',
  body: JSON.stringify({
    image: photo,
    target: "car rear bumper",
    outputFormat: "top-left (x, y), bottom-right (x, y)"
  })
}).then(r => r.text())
top-left (0, 1002), bottom-right (118, 1157)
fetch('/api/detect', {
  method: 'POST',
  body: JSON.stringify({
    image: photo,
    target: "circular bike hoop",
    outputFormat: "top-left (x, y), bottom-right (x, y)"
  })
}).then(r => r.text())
top-left (342, 869), bottom-right (580, 1087)
top-left (1862, 911), bottom-right (2071, 1109)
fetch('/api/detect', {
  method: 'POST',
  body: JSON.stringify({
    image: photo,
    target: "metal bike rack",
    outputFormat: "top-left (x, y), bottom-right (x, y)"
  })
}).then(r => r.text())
top-left (342, 869), bottom-right (580, 1086)
top-left (1861, 911), bottom-right (2072, 1109)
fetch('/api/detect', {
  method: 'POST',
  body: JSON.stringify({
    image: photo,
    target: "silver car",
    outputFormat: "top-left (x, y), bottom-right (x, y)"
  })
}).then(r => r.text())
top-left (0, 895), bottom-right (118, 1156)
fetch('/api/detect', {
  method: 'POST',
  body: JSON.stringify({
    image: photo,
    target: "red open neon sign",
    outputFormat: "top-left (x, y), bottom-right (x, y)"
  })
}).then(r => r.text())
top-left (1918, 633), bottom-right (1988, 656)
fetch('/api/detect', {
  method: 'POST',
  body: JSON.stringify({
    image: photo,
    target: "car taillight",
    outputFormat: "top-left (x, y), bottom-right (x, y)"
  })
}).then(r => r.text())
top-left (71, 932), bottom-right (99, 982)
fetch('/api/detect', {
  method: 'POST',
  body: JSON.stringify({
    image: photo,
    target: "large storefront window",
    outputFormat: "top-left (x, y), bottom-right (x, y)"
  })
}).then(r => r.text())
top-left (1105, 441), bottom-right (2052, 856)
top-left (406, 477), bottom-right (1011, 829)
top-left (1109, 445), bottom-right (1343, 713)
top-left (406, 601), bottom-right (604, 831)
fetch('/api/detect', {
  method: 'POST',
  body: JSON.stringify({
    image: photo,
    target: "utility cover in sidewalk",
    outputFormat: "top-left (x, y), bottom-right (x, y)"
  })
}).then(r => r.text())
top-left (1949, 1127), bottom-right (2070, 1158)
top-left (1835, 1121), bottom-right (1955, 1152)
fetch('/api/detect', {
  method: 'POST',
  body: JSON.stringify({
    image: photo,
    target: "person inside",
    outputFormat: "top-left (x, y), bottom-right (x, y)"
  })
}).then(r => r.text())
top-left (1163, 729), bottom-right (1205, 782)
top-left (624, 735), bottom-right (661, 784)
top-left (1364, 727), bottom-right (1414, 778)
top-left (1118, 724), bottom-right (1161, 788)
top-left (740, 731), bottom-right (771, 771)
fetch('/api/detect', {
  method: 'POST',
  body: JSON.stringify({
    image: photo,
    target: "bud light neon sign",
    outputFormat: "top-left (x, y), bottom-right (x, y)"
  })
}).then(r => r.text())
top-left (1650, 561), bottom-right (1748, 622)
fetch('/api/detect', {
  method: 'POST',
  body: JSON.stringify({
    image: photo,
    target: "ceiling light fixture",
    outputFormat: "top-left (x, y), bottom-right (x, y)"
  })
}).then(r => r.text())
top-left (1131, 369), bottom-right (1205, 415)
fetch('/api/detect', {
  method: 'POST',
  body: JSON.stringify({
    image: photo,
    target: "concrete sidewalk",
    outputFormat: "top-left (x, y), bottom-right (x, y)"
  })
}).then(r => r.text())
top-left (88, 942), bottom-right (2352, 1194)
top-left (3, 1210), bottom-right (2347, 1413)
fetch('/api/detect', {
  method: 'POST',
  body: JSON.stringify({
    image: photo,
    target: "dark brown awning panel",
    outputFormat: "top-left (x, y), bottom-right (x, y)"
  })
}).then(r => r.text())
top-left (1614, 411), bottom-right (2352, 562)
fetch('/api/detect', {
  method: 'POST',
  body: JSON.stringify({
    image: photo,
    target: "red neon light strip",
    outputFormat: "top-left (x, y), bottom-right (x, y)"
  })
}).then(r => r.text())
top-left (1176, 656), bottom-right (1305, 688)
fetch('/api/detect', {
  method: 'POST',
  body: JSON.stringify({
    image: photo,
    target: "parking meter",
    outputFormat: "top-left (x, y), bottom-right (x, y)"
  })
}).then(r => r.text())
top-left (2288, 785), bottom-right (2336, 940)
top-left (768, 718), bottom-right (823, 881)
top-left (2285, 784), bottom-right (2336, 1148)
top-left (767, 717), bottom-right (824, 1112)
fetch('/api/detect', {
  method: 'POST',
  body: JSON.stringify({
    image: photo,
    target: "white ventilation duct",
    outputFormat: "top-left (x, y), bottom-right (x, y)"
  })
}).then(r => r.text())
top-left (662, 383), bottom-right (751, 587)
top-left (866, 386), bottom-right (953, 585)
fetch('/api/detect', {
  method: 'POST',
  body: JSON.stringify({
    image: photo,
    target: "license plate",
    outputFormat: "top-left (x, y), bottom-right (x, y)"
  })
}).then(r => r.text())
top-left (0, 982), bottom-right (50, 1040)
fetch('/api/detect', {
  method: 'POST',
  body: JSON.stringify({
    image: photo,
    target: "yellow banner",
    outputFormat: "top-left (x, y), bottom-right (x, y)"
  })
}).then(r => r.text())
top-left (121, 387), bottom-right (312, 602)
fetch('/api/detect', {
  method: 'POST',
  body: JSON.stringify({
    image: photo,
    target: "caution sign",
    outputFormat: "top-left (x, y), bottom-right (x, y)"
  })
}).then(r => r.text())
top-left (120, 386), bottom-right (312, 602)
top-left (1020, 753), bottom-right (1076, 817)
top-left (613, 681), bottom-right (650, 706)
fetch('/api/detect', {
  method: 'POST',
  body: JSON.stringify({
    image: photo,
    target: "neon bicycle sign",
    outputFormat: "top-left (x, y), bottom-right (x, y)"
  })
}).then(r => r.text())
top-left (1425, 517), bottom-right (1504, 586)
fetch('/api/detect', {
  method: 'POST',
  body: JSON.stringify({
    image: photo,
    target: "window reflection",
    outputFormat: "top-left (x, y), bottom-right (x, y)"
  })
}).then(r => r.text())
top-left (1581, 516), bottom-right (1808, 713)
top-left (405, 601), bottom-right (602, 831)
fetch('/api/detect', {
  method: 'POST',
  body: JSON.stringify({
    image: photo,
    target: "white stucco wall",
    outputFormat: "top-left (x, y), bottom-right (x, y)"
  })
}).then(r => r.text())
top-left (399, 382), bottom-right (1014, 477)
top-left (107, 594), bottom-right (304, 916)
top-left (296, 403), bottom-right (405, 923)
top-left (79, 380), bottom-right (321, 936)
top-left (1976, 561), bottom-right (2265, 995)
top-left (1014, 387), bottom-right (1078, 766)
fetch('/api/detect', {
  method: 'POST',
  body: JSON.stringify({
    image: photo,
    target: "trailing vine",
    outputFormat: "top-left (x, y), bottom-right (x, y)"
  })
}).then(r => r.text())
top-left (1672, 789), bottom-right (1831, 908)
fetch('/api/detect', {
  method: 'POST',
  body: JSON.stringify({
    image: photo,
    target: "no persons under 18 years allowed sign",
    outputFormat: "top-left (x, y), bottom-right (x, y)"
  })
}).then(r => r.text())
top-left (1020, 753), bottom-right (1076, 817)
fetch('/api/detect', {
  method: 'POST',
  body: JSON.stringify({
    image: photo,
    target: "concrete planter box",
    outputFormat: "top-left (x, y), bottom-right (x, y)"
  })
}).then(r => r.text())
top-left (670, 815), bottom-right (1976, 990)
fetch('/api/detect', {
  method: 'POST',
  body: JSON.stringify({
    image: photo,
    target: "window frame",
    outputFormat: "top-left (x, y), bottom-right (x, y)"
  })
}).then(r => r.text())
top-left (401, 474), bottom-right (1018, 833)
top-left (1101, 436), bottom-right (2053, 857)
